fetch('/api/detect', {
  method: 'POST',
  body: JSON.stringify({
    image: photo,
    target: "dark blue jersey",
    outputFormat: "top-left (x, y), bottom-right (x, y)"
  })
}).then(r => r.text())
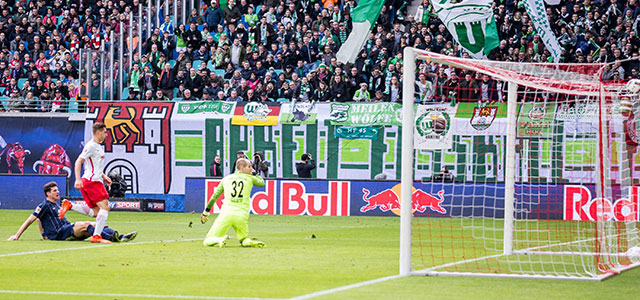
top-left (32, 200), bottom-right (71, 240)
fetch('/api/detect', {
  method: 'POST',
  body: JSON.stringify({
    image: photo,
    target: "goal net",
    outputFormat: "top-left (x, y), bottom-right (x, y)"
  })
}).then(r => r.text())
top-left (400, 48), bottom-right (640, 280)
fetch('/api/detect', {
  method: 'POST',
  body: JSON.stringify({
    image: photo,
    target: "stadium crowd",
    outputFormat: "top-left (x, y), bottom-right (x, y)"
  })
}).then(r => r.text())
top-left (0, 0), bottom-right (639, 112)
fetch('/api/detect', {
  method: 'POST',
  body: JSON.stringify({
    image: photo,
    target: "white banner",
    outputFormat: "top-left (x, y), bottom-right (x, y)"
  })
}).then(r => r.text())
top-left (414, 104), bottom-right (457, 150)
top-left (523, 0), bottom-right (563, 62)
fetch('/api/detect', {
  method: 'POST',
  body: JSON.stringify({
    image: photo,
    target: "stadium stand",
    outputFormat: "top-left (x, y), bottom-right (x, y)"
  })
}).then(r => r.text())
top-left (0, 0), bottom-right (638, 112)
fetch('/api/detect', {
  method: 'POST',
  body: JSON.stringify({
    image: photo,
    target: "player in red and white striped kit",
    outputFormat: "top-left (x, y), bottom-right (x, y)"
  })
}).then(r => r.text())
top-left (59, 122), bottom-right (113, 243)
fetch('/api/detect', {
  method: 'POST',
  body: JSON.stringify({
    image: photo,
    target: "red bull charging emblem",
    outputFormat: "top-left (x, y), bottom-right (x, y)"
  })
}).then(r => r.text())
top-left (360, 184), bottom-right (447, 216)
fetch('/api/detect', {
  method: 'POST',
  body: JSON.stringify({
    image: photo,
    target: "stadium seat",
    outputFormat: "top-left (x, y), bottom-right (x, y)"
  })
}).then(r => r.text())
top-left (274, 69), bottom-right (283, 76)
top-left (68, 99), bottom-right (79, 113)
top-left (174, 98), bottom-right (182, 102)
top-left (169, 60), bottom-right (176, 68)
top-left (0, 96), bottom-right (9, 110)
top-left (193, 60), bottom-right (204, 69)
top-left (197, 25), bottom-right (205, 32)
top-left (173, 88), bottom-right (178, 98)
top-left (0, 87), bottom-right (5, 95)
top-left (121, 87), bottom-right (129, 100)
top-left (18, 78), bottom-right (27, 89)
top-left (207, 60), bottom-right (215, 71)
top-left (214, 69), bottom-right (225, 77)
top-left (276, 98), bottom-right (290, 102)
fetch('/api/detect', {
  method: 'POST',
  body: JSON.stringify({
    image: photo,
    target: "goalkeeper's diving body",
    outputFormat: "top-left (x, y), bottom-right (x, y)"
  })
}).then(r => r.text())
top-left (201, 158), bottom-right (266, 247)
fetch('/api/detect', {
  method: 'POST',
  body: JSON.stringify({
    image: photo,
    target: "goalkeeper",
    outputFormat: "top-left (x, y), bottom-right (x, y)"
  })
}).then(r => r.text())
top-left (201, 158), bottom-right (266, 248)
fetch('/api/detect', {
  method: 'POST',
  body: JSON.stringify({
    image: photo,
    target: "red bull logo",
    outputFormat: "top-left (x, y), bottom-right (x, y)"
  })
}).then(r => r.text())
top-left (0, 142), bottom-right (31, 174)
top-left (33, 144), bottom-right (72, 177)
top-left (360, 184), bottom-right (447, 216)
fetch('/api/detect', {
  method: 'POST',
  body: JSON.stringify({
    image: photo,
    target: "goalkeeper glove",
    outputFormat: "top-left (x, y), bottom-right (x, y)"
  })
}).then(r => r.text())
top-left (201, 210), bottom-right (210, 224)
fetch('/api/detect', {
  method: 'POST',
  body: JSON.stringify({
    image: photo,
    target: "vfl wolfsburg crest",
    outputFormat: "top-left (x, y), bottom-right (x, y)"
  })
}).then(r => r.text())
top-left (470, 106), bottom-right (498, 131)
top-left (416, 110), bottom-right (451, 137)
top-left (244, 102), bottom-right (272, 121)
top-left (431, 0), bottom-right (499, 59)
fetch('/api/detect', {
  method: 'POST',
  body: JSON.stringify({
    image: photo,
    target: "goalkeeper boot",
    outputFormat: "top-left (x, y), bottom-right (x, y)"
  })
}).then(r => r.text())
top-left (120, 231), bottom-right (138, 242)
top-left (58, 199), bottom-right (72, 219)
top-left (203, 235), bottom-right (228, 248)
top-left (241, 238), bottom-right (266, 248)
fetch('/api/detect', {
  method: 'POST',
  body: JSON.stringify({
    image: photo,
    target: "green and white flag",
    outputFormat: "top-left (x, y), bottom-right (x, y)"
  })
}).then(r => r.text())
top-left (523, 0), bottom-right (562, 62)
top-left (431, 0), bottom-right (499, 59)
top-left (336, 0), bottom-right (385, 64)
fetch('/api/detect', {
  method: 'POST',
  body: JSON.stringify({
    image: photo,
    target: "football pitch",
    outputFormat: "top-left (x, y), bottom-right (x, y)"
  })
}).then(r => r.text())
top-left (1, 210), bottom-right (639, 300)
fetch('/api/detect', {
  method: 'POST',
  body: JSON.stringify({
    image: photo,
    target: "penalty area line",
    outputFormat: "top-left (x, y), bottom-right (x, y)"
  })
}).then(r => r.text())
top-left (0, 238), bottom-right (203, 258)
top-left (0, 290), bottom-right (283, 300)
top-left (288, 274), bottom-right (402, 300)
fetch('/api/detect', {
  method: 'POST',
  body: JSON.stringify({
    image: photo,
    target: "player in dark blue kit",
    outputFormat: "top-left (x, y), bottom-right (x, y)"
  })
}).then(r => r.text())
top-left (7, 182), bottom-right (137, 242)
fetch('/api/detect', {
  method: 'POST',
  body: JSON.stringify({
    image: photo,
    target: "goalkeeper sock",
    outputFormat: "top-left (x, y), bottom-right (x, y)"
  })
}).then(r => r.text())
top-left (94, 209), bottom-right (109, 237)
top-left (71, 202), bottom-right (95, 217)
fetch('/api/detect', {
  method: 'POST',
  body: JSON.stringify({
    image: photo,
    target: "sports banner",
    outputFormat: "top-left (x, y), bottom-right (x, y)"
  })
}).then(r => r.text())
top-left (334, 126), bottom-right (379, 140)
top-left (414, 104), bottom-right (457, 150)
top-left (329, 102), bottom-right (403, 126)
top-left (554, 102), bottom-right (598, 134)
top-left (175, 101), bottom-right (236, 115)
top-left (86, 102), bottom-right (175, 194)
top-left (518, 103), bottom-right (556, 138)
top-left (0, 116), bottom-right (83, 176)
top-left (185, 178), bottom-right (639, 221)
top-left (453, 102), bottom-right (510, 135)
top-left (279, 101), bottom-right (318, 125)
top-left (231, 102), bottom-right (281, 126)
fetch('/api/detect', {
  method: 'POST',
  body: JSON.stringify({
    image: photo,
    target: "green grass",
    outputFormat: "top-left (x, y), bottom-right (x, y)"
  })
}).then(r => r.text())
top-left (0, 210), bottom-right (638, 299)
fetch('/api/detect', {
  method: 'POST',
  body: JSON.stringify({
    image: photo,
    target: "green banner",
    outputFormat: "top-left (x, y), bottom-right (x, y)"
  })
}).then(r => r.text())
top-left (518, 103), bottom-right (556, 137)
top-left (329, 103), bottom-right (403, 126)
top-left (334, 126), bottom-right (379, 140)
top-left (177, 101), bottom-right (235, 115)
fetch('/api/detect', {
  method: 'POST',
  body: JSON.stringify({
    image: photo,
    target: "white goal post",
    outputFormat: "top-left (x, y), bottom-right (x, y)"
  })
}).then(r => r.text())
top-left (400, 47), bottom-right (640, 280)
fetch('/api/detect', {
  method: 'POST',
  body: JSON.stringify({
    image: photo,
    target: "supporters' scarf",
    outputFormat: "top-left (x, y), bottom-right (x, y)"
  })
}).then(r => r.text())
top-left (130, 69), bottom-right (141, 90)
top-left (339, 30), bottom-right (347, 45)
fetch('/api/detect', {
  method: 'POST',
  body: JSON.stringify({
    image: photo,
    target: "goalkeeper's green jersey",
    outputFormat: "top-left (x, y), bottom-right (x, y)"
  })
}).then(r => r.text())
top-left (206, 172), bottom-right (265, 214)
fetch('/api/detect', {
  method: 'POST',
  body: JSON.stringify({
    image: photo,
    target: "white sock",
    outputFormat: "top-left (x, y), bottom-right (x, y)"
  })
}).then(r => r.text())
top-left (94, 209), bottom-right (109, 237)
top-left (71, 203), bottom-right (95, 217)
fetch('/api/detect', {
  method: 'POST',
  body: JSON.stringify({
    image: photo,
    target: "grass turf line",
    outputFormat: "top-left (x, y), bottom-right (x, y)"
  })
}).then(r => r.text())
top-left (0, 210), bottom-right (639, 299)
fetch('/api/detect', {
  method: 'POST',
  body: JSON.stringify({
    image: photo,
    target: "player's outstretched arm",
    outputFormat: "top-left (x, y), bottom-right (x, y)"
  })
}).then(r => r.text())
top-left (74, 157), bottom-right (85, 190)
top-left (8, 215), bottom-right (38, 241)
top-left (202, 181), bottom-right (225, 223)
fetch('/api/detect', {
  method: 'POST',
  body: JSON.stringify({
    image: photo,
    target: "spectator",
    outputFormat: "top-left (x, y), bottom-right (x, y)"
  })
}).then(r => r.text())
top-left (296, 153), bottom-right (316, 178)
top-left (210, 155), bottom-right (222, 177)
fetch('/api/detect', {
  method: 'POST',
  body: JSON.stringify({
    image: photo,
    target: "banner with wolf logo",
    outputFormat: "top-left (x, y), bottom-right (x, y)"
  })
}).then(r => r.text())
top-left (86, 102), bottom-right (175, 194)
top-left (279, 101), bottom-right (319, 125)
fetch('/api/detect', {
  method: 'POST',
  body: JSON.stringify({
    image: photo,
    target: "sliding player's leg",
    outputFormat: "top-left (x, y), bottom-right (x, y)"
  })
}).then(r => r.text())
top-left (59, 199), bottom-right (95, 219)
top-left (203, 213), bottom-right (232, 247)
top-left (72, 221), bottom-right (137, 242)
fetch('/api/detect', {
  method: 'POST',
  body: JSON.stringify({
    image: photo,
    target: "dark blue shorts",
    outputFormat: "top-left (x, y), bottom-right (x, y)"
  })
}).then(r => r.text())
top-left (54, 223), bottom-right (76, 241)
